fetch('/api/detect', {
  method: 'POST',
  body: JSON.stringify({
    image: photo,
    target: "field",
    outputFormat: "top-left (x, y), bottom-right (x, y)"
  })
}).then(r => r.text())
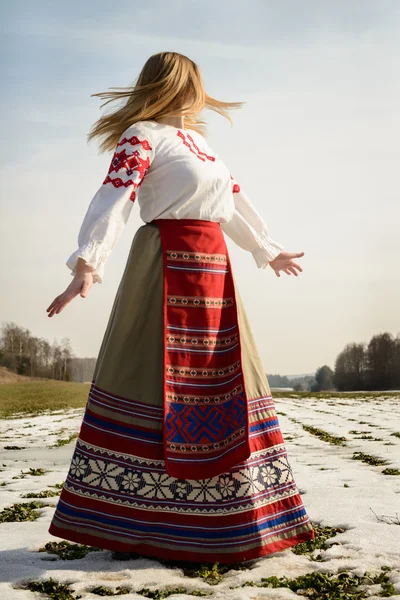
top-left (0, 382), bottom-right (399, 599)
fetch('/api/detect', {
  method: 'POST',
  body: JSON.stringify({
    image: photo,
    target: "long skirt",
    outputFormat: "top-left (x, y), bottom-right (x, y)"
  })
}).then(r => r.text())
top-left (49, 219), bottom-right (315, 564)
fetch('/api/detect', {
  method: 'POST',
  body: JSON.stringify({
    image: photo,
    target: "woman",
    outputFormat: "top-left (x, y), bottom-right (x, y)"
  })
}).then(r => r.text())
top-left (47, 51), bottom-right (314, 564)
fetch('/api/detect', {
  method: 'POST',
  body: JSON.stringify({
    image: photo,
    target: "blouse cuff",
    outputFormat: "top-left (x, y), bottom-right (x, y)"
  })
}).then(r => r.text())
top-left (66, 241), bottom-right (108, 284)
top-left (252, 236), bottom-right (284, 269)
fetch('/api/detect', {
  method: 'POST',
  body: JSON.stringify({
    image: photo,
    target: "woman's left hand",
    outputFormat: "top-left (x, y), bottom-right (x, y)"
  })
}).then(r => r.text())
top-left (269, 251), bottom-right (304, 277)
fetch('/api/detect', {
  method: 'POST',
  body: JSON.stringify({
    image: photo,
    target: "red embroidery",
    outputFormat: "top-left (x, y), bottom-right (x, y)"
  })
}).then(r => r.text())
top-left (177, 131), bottom-right (215, 162)
top-left (186, 133), bottom-right (215, 162)
top-left (103, 136), bottom-right (152, 202)
top-left (102, 175), bottom-right (145, 202)
top-left (230, 174), bottom-right (241, 194)
top-left (117, 135), bottom-right (152, 151)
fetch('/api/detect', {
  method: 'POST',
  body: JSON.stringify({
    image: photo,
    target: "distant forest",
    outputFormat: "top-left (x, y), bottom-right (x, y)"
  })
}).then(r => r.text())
top-left (0, 322), bottom-right (96, 384)
top-left (0, 321), bottom-right (399, 392)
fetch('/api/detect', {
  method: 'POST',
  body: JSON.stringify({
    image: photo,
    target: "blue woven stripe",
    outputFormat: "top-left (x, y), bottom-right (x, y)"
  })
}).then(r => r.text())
top-left (57, 498), bottom-right (307, 542)
top-left (84, 412), bottom-right (162, 442)
top-left (249, 419), bottom-right (280, 433)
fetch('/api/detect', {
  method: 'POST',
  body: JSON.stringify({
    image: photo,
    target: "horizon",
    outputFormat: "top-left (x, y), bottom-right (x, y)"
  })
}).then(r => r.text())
top-left (1, 0), bottom-right (399, 374)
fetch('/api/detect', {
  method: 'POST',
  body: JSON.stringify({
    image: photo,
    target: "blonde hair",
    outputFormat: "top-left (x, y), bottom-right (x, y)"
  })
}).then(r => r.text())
top-left (87, 51), bottom-right (245, 154)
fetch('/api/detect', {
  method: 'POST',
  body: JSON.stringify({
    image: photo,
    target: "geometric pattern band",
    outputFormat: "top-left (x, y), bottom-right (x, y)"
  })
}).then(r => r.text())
top-left (154, 219), bottom-right (251, 479)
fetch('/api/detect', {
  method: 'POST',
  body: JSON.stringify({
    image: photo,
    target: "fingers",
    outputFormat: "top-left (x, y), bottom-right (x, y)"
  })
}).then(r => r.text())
top-left (46, 275), bottom-right (93, 317)
top-left (47, 301), bottom-right (60, 318)
top-left (288, 265), bottom-right (301, 276)
top-left (292, 262), bottom-right (303, 272)
top-left (47, 295), bottom-right (67, 317)
top-left (46, 296), bottom-right (61, 313)
top-left (283, 264), bottom-right (303, 276)
top-left (46, 289), bottom-right (79, 317)
top-left (272, 261), bottom-right (303, 278)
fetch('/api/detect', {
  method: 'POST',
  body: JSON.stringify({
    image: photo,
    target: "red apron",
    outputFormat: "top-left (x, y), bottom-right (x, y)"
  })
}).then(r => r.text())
top-left (154, 219), bottom-right (251, 479)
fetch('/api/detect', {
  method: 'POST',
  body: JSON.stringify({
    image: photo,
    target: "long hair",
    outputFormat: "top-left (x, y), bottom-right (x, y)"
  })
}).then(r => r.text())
top-left (87, 51), bottom-right (245, 154)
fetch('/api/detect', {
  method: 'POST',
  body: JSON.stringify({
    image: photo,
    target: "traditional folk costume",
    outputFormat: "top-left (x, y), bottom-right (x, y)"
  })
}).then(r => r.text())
top-left (49, 120), bottom-right (315, 563)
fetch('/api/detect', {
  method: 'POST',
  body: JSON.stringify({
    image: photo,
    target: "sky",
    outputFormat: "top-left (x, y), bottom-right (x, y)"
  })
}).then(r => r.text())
top-left (1, 0), bottom-right (399, 376)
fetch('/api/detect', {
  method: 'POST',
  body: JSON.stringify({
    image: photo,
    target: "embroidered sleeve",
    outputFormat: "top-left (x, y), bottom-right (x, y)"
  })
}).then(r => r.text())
top-left (221, 175), bottom-right (284, 268)
top-left (66, 124), bottom-right (154, 284)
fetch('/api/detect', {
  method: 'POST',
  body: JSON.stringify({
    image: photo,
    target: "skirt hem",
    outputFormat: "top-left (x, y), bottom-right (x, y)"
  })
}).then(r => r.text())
top-left (48, 521), bottom-right (315, 564)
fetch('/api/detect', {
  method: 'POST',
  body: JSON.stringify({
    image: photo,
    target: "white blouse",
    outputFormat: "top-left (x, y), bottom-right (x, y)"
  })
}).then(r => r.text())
top-left (66, 120), bottom-right (284, 283)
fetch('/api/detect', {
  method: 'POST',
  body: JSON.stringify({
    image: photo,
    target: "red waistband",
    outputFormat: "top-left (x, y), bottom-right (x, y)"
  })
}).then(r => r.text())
top-left (150, 218), bottom-right (221, 229)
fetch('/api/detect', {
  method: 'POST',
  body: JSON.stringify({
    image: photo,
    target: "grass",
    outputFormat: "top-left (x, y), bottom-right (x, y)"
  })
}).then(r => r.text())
top-left (0, 501), bottom-right (50, 522)
top-left (19, 570), bottom-right (398, 600)
top-left (290, 522), bottom-right (346, 558)
top-left (352, 451), bottom-right (389, 466)
top-left (28, 467), bottom-right (48, 476)
top-left (89, 587), bottom-right (131, 597)
top-left (136, 588), bottom-right (209, 598)
top-left (0, 380), bottom-right (89, 418)
top-left (21, 579), bottom-right (80, 600)
top-left (232, 568), bottom-right (397, 598)
top-left (12, 467), bottom-right (48, 480)
top-left (302, 424), bottom-right (347, 445)
top-left (39, 541), bottom-right (102, 560)
top-left (382, 468), bottom-right (400, 476)
top-left (349, 430), bottom-right (371, 434)
top-left (1, 382), bottom-right (399, 418)
top-left (87, 587), bottom-right (209, 598)
top-left (51, 433), bottom-right (79, 447)
top-left (21, 489), bottom-right (60, 498)
top-left (22, 580), bottom-right (210, 599)
top-left (172, 561), bottom-right (249, 585)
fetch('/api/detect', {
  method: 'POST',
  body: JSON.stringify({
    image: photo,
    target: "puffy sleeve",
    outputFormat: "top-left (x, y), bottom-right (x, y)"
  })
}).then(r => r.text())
top-left (221, 174), bottom-right (284, 269)
top-left (66, 124), bottom-right (154, 283)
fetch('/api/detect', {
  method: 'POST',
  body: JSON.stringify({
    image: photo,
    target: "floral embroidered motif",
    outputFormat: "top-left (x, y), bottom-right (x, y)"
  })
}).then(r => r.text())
top-left (217, 474), bottom-right (239, 498)
top-left (120, 470), bottom-right (141, 492)
top-left (65, 440), bottom-right (294, 511)
top-left (70, 456), bottom-right (87, 478)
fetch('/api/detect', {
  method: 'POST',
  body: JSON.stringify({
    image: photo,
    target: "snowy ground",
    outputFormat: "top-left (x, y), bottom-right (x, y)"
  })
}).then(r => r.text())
top-left (0, 395), bottom-right (399, 599)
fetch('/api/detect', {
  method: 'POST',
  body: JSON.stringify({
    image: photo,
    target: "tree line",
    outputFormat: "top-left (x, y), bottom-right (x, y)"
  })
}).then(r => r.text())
top-left (290, 332), bottom-right (400, 392)
top-left (0, 321), bottom-right (399, 391)
top-left (0, 322), bottom-right (95, 383)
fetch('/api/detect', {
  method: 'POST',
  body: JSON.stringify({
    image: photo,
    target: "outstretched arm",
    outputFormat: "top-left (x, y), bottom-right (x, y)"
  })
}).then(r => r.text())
top-left (46, 123), bottom-right (154, 317)
top-left (66, 124), bottom-right (154, 284)
top-left (221, 175), bottom-right (284, 268)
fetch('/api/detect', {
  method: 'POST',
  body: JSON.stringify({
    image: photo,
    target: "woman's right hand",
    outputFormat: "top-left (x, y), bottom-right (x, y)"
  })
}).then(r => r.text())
top-left (46, 259), bottom-right (95, 317)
